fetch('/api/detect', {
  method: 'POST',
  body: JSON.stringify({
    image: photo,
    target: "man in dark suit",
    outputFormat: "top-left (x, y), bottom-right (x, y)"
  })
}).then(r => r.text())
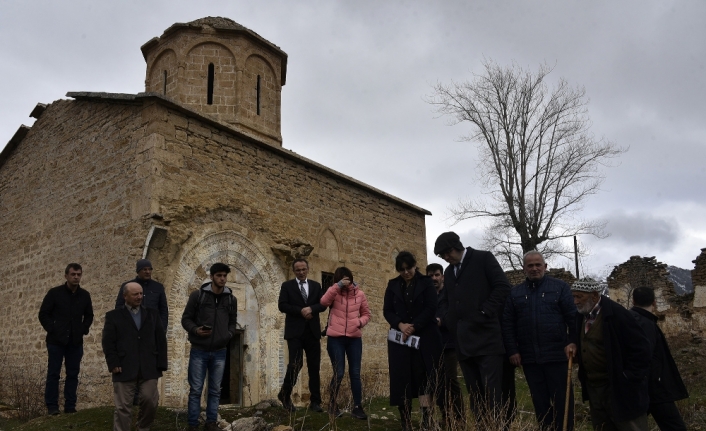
top-left (277, 258), bottom-right (326, 412)
top-left (435, 232), bottom-right (511, 427)
top-left (102, 282), bottom-right (168, 431)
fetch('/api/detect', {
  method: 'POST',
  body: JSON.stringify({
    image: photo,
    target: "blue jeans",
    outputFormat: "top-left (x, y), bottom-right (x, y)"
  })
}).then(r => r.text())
top-left (187, 348), bottom-right (226, 426)
top-left (45, 343), bottom-right (83, 411)
top-left (327, 336), bottom-right (362, 405)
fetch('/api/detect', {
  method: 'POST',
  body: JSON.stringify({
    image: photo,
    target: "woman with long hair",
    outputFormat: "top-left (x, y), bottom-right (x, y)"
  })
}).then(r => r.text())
top-left (321, 266), bottom-right (371, 419)
top-left (383, 251), bottom-right (443, 431)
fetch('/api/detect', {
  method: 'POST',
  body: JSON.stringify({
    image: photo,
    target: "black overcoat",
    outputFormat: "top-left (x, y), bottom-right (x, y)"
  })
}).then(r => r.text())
top-left (438, 247), bottom-right (511, 359)
top-left (38, 283), bottom-right (94, 346)
top-left (102, 305), bottom-right (168, 382)
top-left (278, 279), bottom-right (325, 339)
top-left (383, 273), bottom-right (443, 405)
top-left (575, 296), bottom-right (650, 422)
top-left (630, 306), bottom-right (689, 404)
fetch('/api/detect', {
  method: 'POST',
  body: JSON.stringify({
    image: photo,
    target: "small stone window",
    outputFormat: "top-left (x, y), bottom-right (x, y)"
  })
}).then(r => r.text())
top-left (321, 272), bottom-right (334, 289)
top-left (207, 63), bottom-right (215, 105)
top-left (256, 75), bottom-right (261, 115)
top-left (163, 70), bottom-right (167, 95)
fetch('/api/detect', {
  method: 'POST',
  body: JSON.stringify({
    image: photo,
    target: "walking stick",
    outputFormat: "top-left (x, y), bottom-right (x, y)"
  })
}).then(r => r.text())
top-left (562, 355), bottom-right (573, 431)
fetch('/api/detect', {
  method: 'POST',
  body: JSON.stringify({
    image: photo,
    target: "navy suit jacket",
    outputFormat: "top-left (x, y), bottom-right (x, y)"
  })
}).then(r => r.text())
top-left (278, 279), bottom-right (325, 339)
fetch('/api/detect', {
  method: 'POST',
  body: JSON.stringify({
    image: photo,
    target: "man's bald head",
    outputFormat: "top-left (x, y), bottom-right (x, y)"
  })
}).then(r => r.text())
top-left (123, 282), bottom-right (143, 308)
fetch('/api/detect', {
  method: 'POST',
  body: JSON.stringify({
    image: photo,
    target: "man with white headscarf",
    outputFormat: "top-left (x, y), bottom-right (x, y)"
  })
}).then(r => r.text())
top-left (572, 278), bottom-right (651, 431)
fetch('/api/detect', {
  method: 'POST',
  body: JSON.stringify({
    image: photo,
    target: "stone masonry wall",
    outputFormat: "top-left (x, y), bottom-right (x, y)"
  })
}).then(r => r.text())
top-left (141, 100), bottom-right (428, 406)
top-left (691, 248), bottom-right (706, 332)
top-left (143, 21), bottom-right (283, 147)
top-left (0, 94), bottom-right (429, 409)
top-left (0, 99), bottom-right (155, 408)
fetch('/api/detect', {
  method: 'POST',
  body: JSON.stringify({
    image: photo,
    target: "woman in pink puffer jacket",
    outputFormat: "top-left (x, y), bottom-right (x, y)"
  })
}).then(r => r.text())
top-left (320, 267), bottom-right (371, 419)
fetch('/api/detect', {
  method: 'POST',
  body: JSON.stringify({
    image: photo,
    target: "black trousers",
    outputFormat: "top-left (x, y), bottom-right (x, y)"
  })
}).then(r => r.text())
top-left (523, 362), bottom-right (574, 431)
top-left (280, 329), bottom-right (322, 404)
top-left (649, 402), bottom-right (687, 431)
top-left (440, 349), bottom-right (464, 421)
top-left (459, 354), bottom-right (504, 425)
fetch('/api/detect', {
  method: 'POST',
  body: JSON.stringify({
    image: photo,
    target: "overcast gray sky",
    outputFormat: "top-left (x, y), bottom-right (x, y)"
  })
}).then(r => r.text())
top-left (2, 0), bottom-right (704, 277)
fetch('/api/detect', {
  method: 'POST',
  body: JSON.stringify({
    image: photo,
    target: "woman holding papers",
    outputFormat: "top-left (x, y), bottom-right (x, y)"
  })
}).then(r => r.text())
top-left (383, 251), bottom-right (443, 431)
top-left (321, 267), bottom-right (371, 420)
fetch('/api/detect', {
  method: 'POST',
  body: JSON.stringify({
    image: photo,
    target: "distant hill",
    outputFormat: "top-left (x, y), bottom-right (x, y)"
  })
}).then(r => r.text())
top-left (667, 266), bottom-right (693, 295)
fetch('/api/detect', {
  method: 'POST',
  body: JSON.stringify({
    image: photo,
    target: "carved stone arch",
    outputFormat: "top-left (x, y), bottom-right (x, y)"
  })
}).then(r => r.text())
top-left (182, 39), bottom-right (238, 62)
top-left (160, 224), bottom-right (286, 407)
top-left (316, 225), bottom-right (342, 262)
top-left (243, 53), bottom-right (278, 81)
top-left (146, 48), bottom-right (178, 94)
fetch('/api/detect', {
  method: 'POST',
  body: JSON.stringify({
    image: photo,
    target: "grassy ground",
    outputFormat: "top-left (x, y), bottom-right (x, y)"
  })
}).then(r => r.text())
top-left (1, 336), bottom-right (703, 431)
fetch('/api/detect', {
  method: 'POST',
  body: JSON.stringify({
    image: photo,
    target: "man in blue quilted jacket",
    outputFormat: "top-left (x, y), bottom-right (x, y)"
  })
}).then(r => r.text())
top-left (501, 251), bottom-right (578, 431)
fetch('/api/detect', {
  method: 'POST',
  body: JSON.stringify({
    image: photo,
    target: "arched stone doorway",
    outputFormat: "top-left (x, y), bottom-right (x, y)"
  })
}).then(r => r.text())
top-left (161, 228), bottom-right (286, 407)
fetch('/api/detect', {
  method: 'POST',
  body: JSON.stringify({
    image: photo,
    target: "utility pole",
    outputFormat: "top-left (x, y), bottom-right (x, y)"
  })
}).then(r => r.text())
top-left (574, 236), bottom-right (580, 279)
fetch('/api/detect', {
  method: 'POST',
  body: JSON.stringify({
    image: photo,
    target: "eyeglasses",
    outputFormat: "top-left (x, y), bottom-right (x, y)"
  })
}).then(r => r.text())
top-left (436, 250), bottom-right (452, 258)
top-left (398, 266), bottom-right (416, 274)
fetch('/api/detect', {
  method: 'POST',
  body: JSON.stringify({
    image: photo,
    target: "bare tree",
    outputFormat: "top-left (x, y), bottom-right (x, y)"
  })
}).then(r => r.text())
top-left (428, 60), bottom-right (625, 269)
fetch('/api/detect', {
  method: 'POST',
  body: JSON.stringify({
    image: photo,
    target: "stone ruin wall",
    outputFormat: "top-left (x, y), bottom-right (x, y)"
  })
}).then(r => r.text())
top-left (608, 255), bottom-right (705, 339)
top-left (0, 99), bottom-right (154, 407)
top-left (505, 268), bottom-right (576, 287)
top-left (691, 248), bottom-right (706, 334)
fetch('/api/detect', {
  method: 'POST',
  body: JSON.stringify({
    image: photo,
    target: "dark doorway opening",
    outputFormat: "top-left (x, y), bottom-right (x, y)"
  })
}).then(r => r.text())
top-left (220, 327), bottom-right (245, 405)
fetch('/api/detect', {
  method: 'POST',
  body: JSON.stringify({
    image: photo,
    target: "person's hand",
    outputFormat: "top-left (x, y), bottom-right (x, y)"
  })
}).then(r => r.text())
top-left (565, 343), bottom-right (577, 360)
top-left (301, 307), bottom-right (313, 319)
top-left (509, 353), bottom-right (522, 367)
top-left (338, 277), bottom-right (351, 289)
top-left (398, 323), bottom-right (415, 341)
top-left (111, 367), bottom-right (122, 374)
top-left (196, 327), bottom-right (212, 337)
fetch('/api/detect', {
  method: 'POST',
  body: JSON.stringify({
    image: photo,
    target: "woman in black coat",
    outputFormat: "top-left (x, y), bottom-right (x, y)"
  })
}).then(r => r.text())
top-left (383, 251), bottom-right (443, 431)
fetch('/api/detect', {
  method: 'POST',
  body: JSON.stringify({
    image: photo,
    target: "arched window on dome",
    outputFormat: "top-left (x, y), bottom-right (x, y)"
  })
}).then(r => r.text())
top-left (207, 63), bottom-right (215, 105)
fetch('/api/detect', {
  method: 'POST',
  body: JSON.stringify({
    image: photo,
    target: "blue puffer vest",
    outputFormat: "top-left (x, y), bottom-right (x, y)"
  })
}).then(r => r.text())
top-left (501, 276), bottom-right (577, 364)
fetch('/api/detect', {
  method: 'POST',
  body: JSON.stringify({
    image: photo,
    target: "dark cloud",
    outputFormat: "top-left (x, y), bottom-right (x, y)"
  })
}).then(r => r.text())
top-left (603, 211), bottom-right (681, 250)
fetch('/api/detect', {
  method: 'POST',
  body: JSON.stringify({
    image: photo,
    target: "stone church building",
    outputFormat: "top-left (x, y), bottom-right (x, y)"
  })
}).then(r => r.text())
top-left (0, 17), bottom-right (430, 408)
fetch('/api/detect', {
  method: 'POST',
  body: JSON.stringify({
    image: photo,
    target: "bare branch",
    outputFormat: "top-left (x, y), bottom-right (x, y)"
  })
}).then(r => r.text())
top-left (428, 60), bottom-right (626, 267)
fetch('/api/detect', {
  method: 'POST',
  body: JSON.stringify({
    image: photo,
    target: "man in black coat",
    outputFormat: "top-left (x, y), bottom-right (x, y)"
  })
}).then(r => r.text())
top-left (630, 286), bottom-right (689, 431)
top-left (435, 232), bottom-right (511, 427)
top-left (38, 263), bottom-right (94, 415)
top-left (428, 262), bottom-right (464, 425)
top-left (115, 259), bottom-right (169, 330)
top-left (277, 258), bottom-right (326, 412)
top-left (103, 282), bottom-right (168, 431)
top-left (572, 278), bottom-right (651, 431)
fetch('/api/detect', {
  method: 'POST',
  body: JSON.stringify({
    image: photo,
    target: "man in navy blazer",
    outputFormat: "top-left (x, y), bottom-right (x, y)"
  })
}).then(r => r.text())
top-left (277, 258), bottom-right (325, 412)
top-left (435, 232), bottom-right (511, 427)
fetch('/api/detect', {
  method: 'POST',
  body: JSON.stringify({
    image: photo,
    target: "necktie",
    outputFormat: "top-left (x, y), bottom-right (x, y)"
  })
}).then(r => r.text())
top-left (454, 264), bottom-right (461, 276)
top-left (299, 280), bottom-right (308, 303)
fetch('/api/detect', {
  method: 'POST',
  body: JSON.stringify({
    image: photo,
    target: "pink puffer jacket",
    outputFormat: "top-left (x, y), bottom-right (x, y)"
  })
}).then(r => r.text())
top-left (320, 283), bottom-right (371, 338)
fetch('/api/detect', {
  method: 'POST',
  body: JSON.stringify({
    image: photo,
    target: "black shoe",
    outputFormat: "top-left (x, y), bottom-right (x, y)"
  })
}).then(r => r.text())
top-left (48, 408), bottom-right (60, 416)
top-left (277, 391), bottom-right (296, 412)
top-left (64, 408), bottom-right (77, 414)
top-left (351, 405), bottom-right (367, 420)
top-left (309, 402), bottom-right (324, 413)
